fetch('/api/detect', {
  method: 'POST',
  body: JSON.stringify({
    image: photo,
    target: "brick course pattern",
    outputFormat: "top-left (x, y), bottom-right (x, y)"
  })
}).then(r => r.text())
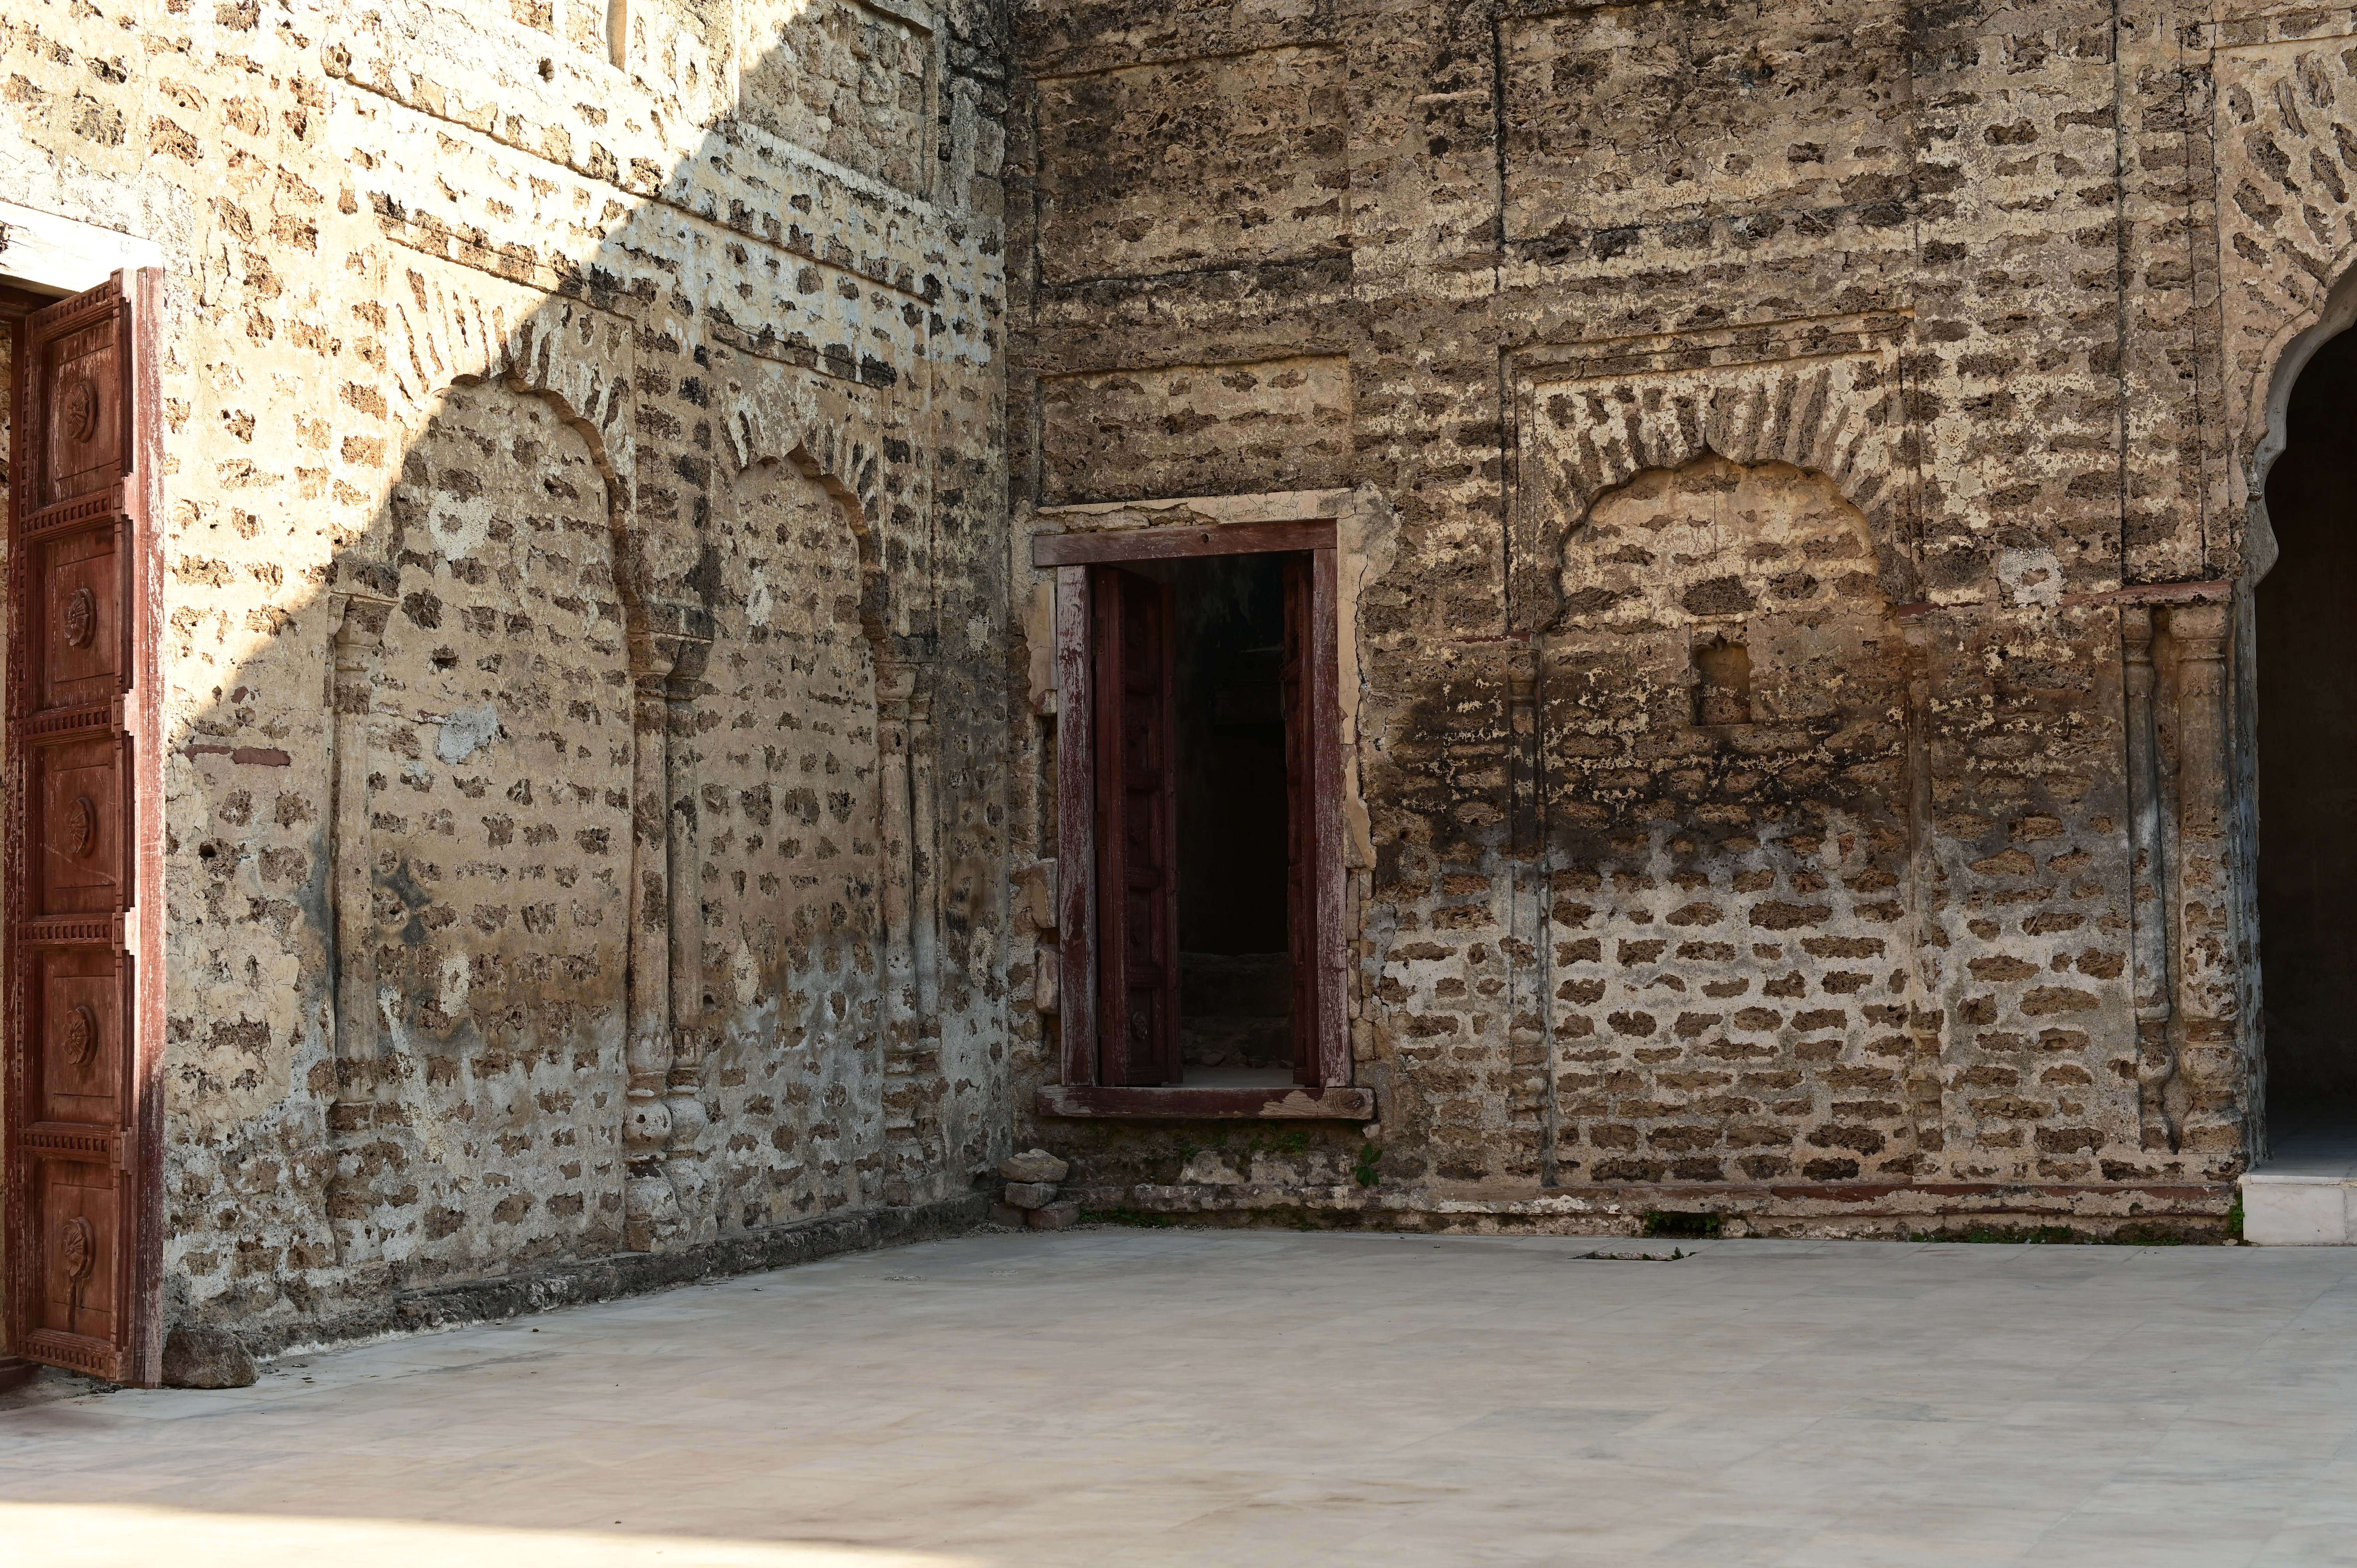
top-left (1, 0), bottom-right (1013, 1344)
top-left (2, 0), bottom-right (2349, 1358)
top-left (1005, 0), bottom-right (2316, 1238)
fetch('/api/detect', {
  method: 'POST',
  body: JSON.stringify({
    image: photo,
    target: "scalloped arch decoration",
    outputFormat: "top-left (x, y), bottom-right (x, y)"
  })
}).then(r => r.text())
top-left (1511, 314), bottom-right (1921, 630)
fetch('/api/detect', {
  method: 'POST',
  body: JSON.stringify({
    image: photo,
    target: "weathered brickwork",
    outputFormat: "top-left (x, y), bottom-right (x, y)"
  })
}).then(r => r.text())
top-left (2, 0), bottom-right (1012, 1350)
top-left (7, 0), bottom-right (2357, 1367)
top-left (690, 453), bottom-right (892, 1228)
top-left (1005, 0), bottom-right (2335, 1239)
top-left (352, 380), bottom-right (636, 1278)
top-left (1534, 457), bottom-right (1921, 1188)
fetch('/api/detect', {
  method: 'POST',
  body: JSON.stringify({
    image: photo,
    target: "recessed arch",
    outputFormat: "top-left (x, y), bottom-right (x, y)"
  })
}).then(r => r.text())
top-left (677, 440), bottom-right (899, 1231)
top-left (1522, 349), bottom-right (1921, 632)
top-left (2243, 256), bottom-right (2357, 585)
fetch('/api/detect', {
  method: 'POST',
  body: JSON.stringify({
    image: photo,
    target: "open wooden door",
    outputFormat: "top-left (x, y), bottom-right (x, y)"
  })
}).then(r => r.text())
top-left (1282, 551), bottom-right (1346, 1089)
top-left (1038, 520), bottom-right (1366, 1119)
top-left (4, 270), bottom-right (164, 1386)
top-left (1090, 566), bottom-right (1180, 1086)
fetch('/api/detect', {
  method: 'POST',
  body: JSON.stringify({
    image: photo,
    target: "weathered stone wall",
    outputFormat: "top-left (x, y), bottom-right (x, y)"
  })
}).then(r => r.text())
top-left (5, 0), bottom-right (2351, 1341)
top-left (691, 452), bottom-right (889, 1228)
top-left (1535, 456), bottom-right (1921, 1190)
top-left (2, 0), bottom-right (1014, 1343)
top-left (359, 378), bottom-right (637, 1279)
top-left (1006, 0), bottom-right (2315, 1236)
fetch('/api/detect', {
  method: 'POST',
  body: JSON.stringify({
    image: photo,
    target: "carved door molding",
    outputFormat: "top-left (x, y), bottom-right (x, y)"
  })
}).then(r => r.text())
top-left (3, 270), bottom-right (166, 1386)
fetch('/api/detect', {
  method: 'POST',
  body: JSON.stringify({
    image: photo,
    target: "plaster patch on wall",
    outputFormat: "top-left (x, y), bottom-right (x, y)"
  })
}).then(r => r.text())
top-left (434, 703), bottom-right (503, 764)
top-left (1998, 547), bottom-right (2062, 608)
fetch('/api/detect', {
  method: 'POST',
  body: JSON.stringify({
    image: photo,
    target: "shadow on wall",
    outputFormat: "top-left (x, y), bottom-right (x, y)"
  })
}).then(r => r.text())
top-left (152, 0), bottom-right (1008, 1337)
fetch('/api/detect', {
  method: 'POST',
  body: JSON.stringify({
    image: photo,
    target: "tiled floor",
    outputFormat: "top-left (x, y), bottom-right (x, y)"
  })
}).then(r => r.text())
top-left (5, 1228), bottom-right (2356, 1566)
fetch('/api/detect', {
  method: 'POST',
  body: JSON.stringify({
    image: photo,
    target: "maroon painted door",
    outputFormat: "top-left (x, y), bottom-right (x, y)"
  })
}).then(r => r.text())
top-left (1090, 566), bottom-right (1180, 1086)
top-left (1283, 550), bottom-right (1347, 1089)
top-left (1282, 558), bottom-right (1318, 1086)
top-left (5, 272), bottom-right (162, 1386)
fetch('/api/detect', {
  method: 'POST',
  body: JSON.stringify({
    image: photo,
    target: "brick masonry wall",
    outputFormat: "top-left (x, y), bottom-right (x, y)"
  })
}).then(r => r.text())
top-left (2, 0), bottom-right (1015, 1340)
top-left (1007, 0), bottom-right (2310, 1234)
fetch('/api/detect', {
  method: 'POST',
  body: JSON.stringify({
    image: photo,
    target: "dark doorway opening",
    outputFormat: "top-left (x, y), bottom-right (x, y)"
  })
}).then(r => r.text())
top-left (1041, 519), bottom-right (1357, 1116)
top-left (1083, 552), bottom-right (1302, 1088)
top-left (2259, 325), bottom-right (2357, 1137)
top-left (1169, 553), bottom-right (1293, 1086)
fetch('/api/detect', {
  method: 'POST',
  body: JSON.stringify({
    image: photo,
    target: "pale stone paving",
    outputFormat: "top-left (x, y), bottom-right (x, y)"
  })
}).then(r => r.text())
top-left (5, 1230), bottom-right (2355, 1566)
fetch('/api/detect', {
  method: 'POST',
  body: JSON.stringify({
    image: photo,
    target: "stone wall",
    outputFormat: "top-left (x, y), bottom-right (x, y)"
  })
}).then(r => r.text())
top-left (1006, 0), bottom-right (2314, 1236)
top-left (7, 0), bottom-right (2353, 1347)
top-left (1, 0), bottom-right (1014, 1344)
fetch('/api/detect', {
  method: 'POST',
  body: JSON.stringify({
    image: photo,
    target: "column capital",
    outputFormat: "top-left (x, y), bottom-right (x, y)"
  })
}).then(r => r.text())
top-left (329, 590), bottom-right (394, 657)
top-left (2166, 602), bottom-right (2229, 657)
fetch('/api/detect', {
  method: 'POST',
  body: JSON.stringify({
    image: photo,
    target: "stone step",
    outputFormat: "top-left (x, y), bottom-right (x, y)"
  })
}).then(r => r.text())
top-left (2241, 1131), bottom-right (2357, 1245)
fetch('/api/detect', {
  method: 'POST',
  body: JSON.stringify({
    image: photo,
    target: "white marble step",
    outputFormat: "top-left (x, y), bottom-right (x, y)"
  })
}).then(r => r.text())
top-left (2241, 1125), bottom-right (2357, 1245)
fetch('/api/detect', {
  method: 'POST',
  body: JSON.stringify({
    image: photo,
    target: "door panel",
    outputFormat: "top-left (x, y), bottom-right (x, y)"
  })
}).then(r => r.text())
top-left (38, 953), bottom-right (128, 1121)
top-left (1282, 550), bottom-right (1348, 1088)
top-left (36, 736), bottom-right (128, 910)
top-left (1283, 558), bottom-right (1316, 1085)
top-left (1091, 567), bottom-right (1180, 1086)
top-left (6, 271), bottom-right (159, 1386)
top-left (40, 524), bottom-right (124, 705)
top-left (37, 1161), bottom-right (120, 1343)
top-left (36, 316), bottom-right (125, 507)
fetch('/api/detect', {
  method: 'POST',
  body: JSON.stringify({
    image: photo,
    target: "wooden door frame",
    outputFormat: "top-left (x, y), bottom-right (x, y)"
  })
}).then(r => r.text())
top-left (1034, 519), bottom-right (1372, 1121)
top-left (1, 267), bottom-right (168, 1387)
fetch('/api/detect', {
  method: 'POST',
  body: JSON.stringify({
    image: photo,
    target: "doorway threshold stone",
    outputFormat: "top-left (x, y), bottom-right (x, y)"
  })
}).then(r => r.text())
top-left (2242, 1130), bottom-right (2357, 1244)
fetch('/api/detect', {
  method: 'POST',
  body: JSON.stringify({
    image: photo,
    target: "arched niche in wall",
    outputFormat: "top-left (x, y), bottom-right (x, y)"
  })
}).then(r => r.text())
top-left (1511, 313), bottom-right (1921, 634)
top-left (679, 446), bottom-right (890, 1232)
top-left (1537, 451), bottom-right (1926, 1188)
top-left (364, 373), bottom-right (638, 1269)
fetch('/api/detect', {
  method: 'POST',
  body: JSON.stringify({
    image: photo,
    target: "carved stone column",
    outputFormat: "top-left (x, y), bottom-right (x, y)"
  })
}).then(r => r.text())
top-left (2121, 607), bottom-right (2176, 1149)
top-left (2166, 602), bottom-right (2237, 1155)
top-left (908, 668), bottom-right (941, 1022)
top-left (1503, 653), bottom-right (1553, 1186)
top-left (325, 591), bottom-right (392, 1261)
top-left (873, 655), bottom-right (920, 1208)
top-left (660, 633), bottom-right (712, 1243)
top-left (623, 639), bottom-right (678, 1252)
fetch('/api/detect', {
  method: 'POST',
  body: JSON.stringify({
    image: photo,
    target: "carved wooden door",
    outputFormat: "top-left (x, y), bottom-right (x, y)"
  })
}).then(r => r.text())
top-left (5, 272), bottom-right (162, 1386)
top-left (1090, 566), bottom-right (1180, 1086)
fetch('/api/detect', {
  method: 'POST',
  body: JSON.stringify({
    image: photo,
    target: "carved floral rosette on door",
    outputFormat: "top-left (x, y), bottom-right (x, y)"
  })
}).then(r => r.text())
top-left (4, 272), bottom-right (160, 1385)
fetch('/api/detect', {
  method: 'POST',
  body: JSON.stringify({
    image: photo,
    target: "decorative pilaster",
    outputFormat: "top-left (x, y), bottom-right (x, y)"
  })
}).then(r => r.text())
top-left (905, 658), bottom-right (951, 1196)
top-left (908, 669), bottom-right (941, 1023)
top-left (2122, 607), bottom-right (2176, 1149)
top-left (1899, 617), bottom-right (1947, 1178)
top-left (325, 591), bottom-right (392, 1261)
top-left (1504, 653), bottom-right (1553, 1187)
top-left (875, 655), bottom-right (921, 1208)
top-left (2166, 602), bottom-right (2237, 1155)
top-left (623, 639), bottom-right (678, 1252)
top-left (660, 633), bottom-right (712, 1242)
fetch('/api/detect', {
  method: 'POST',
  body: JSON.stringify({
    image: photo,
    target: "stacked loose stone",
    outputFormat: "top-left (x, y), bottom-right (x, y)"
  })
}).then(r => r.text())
top-left (993, 1150), bottom-right (1077, 1230)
